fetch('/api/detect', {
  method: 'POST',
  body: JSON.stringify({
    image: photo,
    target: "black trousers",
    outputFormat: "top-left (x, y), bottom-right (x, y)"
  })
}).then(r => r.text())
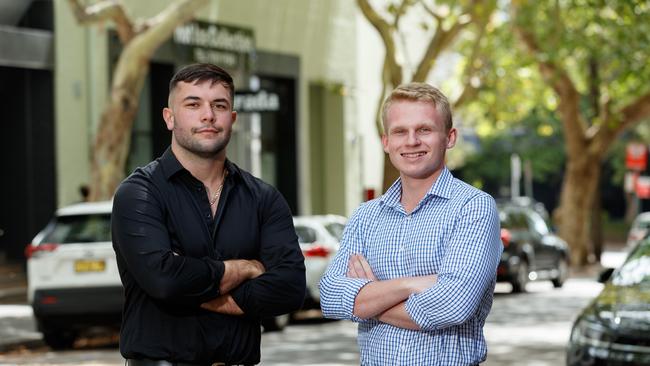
top-left (125, 359), bottom-right (250, 366)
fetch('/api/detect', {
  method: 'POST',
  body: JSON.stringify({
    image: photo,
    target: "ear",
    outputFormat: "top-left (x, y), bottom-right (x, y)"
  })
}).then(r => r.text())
top-left (231, 110), bottom-right (237, 125)
top-left (381, 134), bottom-right (389, 154)
top-left (446, 128), bottom-right (457, 149)
top-left (163, 107), bottom-right (174, 131)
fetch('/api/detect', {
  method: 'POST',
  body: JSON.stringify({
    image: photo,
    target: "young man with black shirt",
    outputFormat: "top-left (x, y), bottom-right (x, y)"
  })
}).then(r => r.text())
top-left (112, 63), bottom-right (306, 366)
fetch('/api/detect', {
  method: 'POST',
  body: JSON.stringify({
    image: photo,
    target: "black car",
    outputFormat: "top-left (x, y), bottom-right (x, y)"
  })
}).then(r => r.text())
top-left (497, 202), bottom-right (570, 293)
top-left (567, 237), bottom-right (650, 365)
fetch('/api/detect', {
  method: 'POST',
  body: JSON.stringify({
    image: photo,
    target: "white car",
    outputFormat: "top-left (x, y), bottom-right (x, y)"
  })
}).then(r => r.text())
top-left (626, 211), bottom-right (650, 250)
top-left (25, 201), bottom-right (120, 350)
top-left (293, 215), bottom-right (347, 307)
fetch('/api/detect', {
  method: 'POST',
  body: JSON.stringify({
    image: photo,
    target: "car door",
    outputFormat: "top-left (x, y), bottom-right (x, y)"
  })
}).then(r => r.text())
top-left (523, 209), bottom-right (555, 269)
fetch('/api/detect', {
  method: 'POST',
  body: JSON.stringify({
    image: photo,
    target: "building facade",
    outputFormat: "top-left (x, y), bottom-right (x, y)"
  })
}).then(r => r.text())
top-left (1, 0), bottom-right (388, 263)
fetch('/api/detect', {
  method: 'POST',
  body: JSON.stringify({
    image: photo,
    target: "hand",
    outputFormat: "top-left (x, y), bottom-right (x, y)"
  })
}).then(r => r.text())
top-left (220, 259), bottom-right (266, 294)
top-left (347, 253), bottom-right (377, 281)
top-left (201, 294), bottom-right (244, 316)
top-left (247, 259), bottom-right (265, 279)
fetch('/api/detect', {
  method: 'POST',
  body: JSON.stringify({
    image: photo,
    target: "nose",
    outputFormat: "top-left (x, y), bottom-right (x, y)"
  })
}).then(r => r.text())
top-left (406, 130), bottom-right (420, 145)
top-left (200, 103), bottom-right (215, 123)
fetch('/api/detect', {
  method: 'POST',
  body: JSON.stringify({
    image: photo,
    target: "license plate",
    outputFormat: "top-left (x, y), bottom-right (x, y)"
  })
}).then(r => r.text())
top-left (74, 259), bottom-right (106, 273)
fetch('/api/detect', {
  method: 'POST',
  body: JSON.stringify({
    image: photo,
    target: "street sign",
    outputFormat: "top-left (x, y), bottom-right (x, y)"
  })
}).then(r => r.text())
top-left (636, 175), bottom-right (650, 199)
top-left (626, 142), bottom-right (648, 171)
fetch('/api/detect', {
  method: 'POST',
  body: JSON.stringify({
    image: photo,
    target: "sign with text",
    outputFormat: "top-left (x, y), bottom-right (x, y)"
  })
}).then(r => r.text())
top-left (173, 21), bottom-right (255, 70)
top-left (235, 90), bottom-right (280, 113)
top-left (626, 142), bottom-right (648, 171)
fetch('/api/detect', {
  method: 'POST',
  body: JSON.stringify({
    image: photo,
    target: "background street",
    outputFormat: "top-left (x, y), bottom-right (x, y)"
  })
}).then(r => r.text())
top-left (0, 267), bottom-right (615, 366)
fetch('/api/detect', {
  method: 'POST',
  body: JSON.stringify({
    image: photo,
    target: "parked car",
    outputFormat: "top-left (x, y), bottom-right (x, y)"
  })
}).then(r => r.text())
top-left (566, 236), bottom-right (650, 365)
top-left (293, 215), bottom-right (346, 307)
top-left (625, 211), bottom-right (650, 250)
top-left (497, 202), bottom-right (570, 293)
top-left (25, 201), bottom-right (120, 349)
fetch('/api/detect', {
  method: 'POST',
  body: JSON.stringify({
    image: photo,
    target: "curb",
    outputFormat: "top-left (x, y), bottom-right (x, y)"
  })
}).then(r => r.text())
top-left (0, 338), bottom-right (44, 353)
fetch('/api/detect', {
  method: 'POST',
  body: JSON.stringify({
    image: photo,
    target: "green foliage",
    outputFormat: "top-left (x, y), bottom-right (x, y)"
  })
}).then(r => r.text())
top-left (458, 0), bottom-right (650, 192)
top-left (512, 0), bottom-right (650, 113)
top-left (459, 106), bottom-right (565, 190)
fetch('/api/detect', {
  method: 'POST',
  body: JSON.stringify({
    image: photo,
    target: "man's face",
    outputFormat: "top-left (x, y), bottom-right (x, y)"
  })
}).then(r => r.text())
top-left (381, 100), bottom-right (456, 182)
top-left (163, 80), bottom-right (236, 159)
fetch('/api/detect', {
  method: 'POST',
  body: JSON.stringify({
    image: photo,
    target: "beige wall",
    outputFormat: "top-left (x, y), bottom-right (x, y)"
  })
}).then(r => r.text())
top-left (53, 0), bottom-right (361, 216)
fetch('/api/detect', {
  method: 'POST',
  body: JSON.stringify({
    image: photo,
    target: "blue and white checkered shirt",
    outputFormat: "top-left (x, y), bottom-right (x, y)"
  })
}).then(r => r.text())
top-left (320, 167), bottom-right (502, 366)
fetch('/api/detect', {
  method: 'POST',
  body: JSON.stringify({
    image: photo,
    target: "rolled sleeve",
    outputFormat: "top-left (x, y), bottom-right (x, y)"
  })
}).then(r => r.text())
top-left (404, 194), bottom-right (502, 331)
top-left (319, 206), bottom-right (373, 323)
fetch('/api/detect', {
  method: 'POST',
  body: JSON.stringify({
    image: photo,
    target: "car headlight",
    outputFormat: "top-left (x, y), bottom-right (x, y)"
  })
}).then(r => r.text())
top-left (570, 317), bottom-right (614, 347)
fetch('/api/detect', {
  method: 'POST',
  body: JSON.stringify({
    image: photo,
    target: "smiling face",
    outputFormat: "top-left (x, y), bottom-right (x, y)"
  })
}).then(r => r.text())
top-left (163, 80), bottom-right (237, 160)
top-left (381, 99), bottom-right (456, 184)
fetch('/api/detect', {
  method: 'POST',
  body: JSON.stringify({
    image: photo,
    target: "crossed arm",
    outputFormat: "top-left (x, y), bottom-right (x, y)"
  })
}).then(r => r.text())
top-left (200, 259), bottom-right (266, 315)
top-left (348, 254), bottom-right (437, 330)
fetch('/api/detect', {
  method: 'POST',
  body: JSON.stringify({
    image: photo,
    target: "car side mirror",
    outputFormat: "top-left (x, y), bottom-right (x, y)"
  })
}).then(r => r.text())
top-left (598, 268), bottom-right (614, 283)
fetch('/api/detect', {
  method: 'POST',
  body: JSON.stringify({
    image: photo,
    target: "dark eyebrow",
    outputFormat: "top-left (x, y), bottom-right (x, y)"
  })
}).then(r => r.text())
top-left (182, 96), bottom-right (201, 103)
top-left (182, 96), bottom-right (230, 107)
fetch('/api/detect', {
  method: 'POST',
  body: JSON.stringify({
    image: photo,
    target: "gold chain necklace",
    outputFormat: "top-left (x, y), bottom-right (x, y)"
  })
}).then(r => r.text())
top-left (208, 170), bottom-right (227, 206)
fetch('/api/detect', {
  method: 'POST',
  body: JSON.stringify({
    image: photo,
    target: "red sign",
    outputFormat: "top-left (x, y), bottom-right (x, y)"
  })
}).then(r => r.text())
top-left (636, 176), bottom-right (650, 199)
top-left (626, 142), bottom-right (648, 171)
top-left (364, 188), bottom-right (376, 201)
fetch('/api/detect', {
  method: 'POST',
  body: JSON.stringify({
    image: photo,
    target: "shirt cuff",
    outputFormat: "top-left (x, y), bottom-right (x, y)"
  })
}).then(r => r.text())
top-left (342, 278), bottom-right (373, 323)
top-left (405, 292), bottom-right (434, 330)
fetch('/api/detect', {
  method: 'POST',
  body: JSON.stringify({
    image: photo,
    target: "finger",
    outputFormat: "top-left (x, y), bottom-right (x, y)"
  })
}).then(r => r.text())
top-left (356, 255), bottom-right (376, 281)
top-left (347, 255), bottom-right (360, 278)
top-left (352, 256), bottom-right (367, 278)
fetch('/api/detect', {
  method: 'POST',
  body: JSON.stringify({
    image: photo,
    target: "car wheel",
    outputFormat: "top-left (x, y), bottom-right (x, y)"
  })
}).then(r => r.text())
top-left (552, 257), bottom-right (569, 288)
top-left (42, 330), bottom-right (76, 350)
top-left (511, 260), bottom-right (528, 293)
top-left (261, 314), bottom-right (290, 332)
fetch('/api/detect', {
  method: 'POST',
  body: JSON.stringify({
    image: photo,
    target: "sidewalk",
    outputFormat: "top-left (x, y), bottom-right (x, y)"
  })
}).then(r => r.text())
top-left (0, 262), bottom-right (41, 352)
top-left (0, 263), bottom-right (27, 305)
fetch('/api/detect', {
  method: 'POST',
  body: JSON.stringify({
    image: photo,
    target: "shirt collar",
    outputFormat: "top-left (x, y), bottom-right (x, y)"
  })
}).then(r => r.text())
top-left (380, 166), bottom-right (454, 208)
top-left (159, 147), bottom-right (241, 181)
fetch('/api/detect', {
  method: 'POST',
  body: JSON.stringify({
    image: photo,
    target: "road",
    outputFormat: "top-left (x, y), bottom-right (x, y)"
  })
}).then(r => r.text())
top-left (0, 275), bottom-right (605, 366)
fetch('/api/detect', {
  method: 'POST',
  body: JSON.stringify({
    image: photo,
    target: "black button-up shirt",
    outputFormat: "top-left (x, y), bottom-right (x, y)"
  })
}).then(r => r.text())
top-left (112, 148), bottom-right (306, 364)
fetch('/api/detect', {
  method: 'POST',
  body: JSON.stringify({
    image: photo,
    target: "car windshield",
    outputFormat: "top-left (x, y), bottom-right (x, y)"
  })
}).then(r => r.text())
top-left (43, 214), bottom-right (112, 243)
top-left (295, 225), bottom-right (317, 244)
top-left (325, 223), bottom-right (345, 241)
top-left (612, 239), bottom-right (650, 287)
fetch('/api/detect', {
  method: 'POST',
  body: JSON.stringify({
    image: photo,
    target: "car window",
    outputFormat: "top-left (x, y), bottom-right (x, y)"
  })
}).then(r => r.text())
top-left (295, 225), bottom-right (317, 243)
top-left (612, 239), bottom-right (650, 287)
top-left (526, 210), bottom-right (550, 236)
top-left (325, 223), bottom-right (345, 241)
top-left (500, 210), bottom-right (527, 231)
top-left (634, 219), bottom-right (650, 230)
top-left (43, 214), bottom-right (111, 243)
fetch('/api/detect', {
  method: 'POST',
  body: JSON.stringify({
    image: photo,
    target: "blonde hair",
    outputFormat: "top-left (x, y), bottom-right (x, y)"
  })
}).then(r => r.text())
top-left (381, 83), bottom-right (453, 133)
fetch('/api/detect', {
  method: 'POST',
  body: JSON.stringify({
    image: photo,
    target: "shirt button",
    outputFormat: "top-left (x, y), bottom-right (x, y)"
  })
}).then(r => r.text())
top-left (206, 213), bottom-right (211, 218)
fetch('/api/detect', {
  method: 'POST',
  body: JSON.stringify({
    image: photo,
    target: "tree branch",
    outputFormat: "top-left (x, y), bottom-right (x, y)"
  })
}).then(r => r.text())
top-left (513, 9), bottom-right (588, 154)
top-left (453, 1), bottom-right (495, 109)
top-left (357, 0), bottom-right (403, 87)
top-left (67, 0), bottom-right (135, 43)
top-left (620, 91), bottom-right (650, 129)
top-left (412, 0), bottom-right (483, 82)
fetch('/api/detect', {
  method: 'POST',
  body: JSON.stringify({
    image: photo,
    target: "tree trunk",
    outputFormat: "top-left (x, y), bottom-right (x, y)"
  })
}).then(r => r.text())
top-left (89, 62), bottom-right (149, 201)
top-left (556, 154), bottom-right (602, 267)
top-left (591, 191), bottom-right (602, 262)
